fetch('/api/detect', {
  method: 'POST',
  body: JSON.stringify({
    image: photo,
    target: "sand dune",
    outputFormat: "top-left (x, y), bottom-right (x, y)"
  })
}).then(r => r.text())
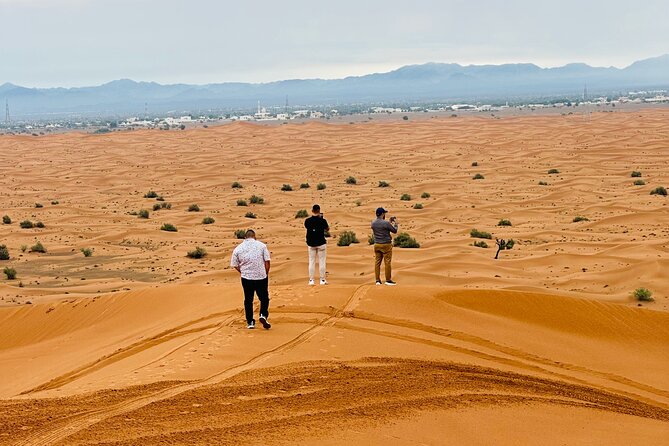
top-left (1, 110), bottom-right (668, 444)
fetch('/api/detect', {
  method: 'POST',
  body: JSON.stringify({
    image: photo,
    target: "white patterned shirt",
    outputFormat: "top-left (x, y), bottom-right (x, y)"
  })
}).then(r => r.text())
top-left (231, 239), bottom-right (271, 280)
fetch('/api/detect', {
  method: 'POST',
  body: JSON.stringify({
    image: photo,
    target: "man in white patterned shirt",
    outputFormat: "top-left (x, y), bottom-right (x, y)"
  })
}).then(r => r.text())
top-left (231, 229), bottom-right (272, 329)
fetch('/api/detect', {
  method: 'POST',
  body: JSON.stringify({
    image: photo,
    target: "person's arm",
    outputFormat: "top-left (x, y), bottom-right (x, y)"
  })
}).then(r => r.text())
top-left (323, 218), bottom-right (329, 232)
top-left (263, 245), bottom-right (271, 275)
top-left (231, 250), bottom-right (241, 274)
top-left (388, 220), bottom-right (399, 234)
top-left (265, 260), bottom-right (271, 275)
top-left (304, 218), bottom-right (310, 229)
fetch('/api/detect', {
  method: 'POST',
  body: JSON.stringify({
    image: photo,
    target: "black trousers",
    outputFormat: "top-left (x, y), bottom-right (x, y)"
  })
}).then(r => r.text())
top-left (241, 277), bottom-right (269, 324)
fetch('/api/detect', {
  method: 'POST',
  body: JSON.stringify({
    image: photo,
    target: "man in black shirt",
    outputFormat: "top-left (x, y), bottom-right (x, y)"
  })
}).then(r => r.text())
top-left (304, 204), bottom-right (329, 285)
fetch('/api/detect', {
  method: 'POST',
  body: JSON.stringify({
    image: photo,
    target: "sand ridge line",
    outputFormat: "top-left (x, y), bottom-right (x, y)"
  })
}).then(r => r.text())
top-left (13, 285), bottom-right (370, 446)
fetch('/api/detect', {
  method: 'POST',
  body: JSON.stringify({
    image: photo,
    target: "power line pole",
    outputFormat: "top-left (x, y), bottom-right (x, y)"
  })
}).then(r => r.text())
top-left (5, 99), bottom-right (10, 125)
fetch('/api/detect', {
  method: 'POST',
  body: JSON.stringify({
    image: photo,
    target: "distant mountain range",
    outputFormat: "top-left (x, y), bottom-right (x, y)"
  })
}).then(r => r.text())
top-left (2, 54), bottom-right (668, 119)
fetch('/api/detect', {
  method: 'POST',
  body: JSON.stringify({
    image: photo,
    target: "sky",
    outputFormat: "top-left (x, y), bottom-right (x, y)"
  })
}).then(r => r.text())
top-left (1, 0), bottom-right (668, 88)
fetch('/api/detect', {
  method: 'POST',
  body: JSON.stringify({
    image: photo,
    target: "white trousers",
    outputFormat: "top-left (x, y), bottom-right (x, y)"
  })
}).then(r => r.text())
top-left (308, 244), bottom-right (327, 280)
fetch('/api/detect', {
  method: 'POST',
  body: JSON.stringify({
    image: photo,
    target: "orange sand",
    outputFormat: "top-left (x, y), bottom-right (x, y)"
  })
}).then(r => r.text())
top-left (0, 110), bottom-right (668, 445)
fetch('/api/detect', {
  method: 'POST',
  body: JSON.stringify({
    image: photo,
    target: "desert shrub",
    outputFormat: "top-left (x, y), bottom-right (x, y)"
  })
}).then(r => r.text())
top-left (378, 181), bottom-right (390, 188)
top-left (337, 231), bottom-right (359, 246)
top-left (20, 220), bottom-right (34, 229)
top-left (2, 215), bottom-right (10, 225)
top-left (188, 204), bottom-right (200, 212)
top-left (161, 223), bottom-right (178, 232)
top-left (473, 240), bottom-right (488, 249)
top-left (300, 183), bottom-right (310, 189)
top-left (650, 186), bottom-right (667, 196)
top-left (281, 184), bottom-right (293, 192)
top-left (20, 245), bottom-right (27, 253)
top-left (472, 161), bottom-right (478, 167)
top-left (152, 203), bottom-right (161, 211)
top-left (234, 229), bottom-right (247, 239)
top-left (355, 200), bottom-right (362, 206)
top-left (81, 247), bottom-right (93, 257)
top-left (634, 180), bottom-right (646, 186)
top-left (187, 246), bottom-right (207, 259)
top-left (35, 221), bottom-right (45, 228)
top-left (202, 217), bottom-right (215, 225)
top-left (421, 192), bottom-right (431, 199)
top-left (498, 219), bottom-right (512, 227)
top-left (548, 168), bottom-right (560, 174)
top-left (156, 196), bottom-right (165, 202)
top-left (494, 238), bottom-right (515, 259)
top-left (0, 245), bottom-right (9, 260)
top-left (237, 199), bottom-right (248, 206)
top-left (30, 241), bottom-right (46, 253)
top-left (368, 234), bottom-right (375, 245)
top-left (345, 176), bottom-right (357, 185)
top-left (473, 173), bottom-right (485, 180)
top-left (138, 209), bottom-right (150, 219)
top-left (3, 267), bottom-right (17, 280)
top-left (317, 183), bottom-right (326, 190)
top-left (413, 203), bottom-right (424, 209)
top-left (144, 191), bottom-right (159, 198)
top-left (400, 193), bottom-right (412, 201)
top-left (245, 212), bottom-right (257, 219)
top-left (232, 182), bottom-right (243, 189)
top-left (249, 195), bottom-right (264, 204)
top-left (51, 200), bottom-right (59, 205)
top-left (538, 181), bottom-right (548, 186)
top-left (35, 203), bottom-right (43, 208)
top-left (403, 115), bottom-right (409, 120)
top-left (632, 288), bottom-right (654, 302)
top-left (631, 171), bottom-right (642, 178)
top-left (295, 209), bottom-right (308, 218)
top-left (573, 216), bottom-right (589, 223)
top-left (470, 229), bottom-right (492, 239)
top-left (394, 232), bottom-right (420, 248)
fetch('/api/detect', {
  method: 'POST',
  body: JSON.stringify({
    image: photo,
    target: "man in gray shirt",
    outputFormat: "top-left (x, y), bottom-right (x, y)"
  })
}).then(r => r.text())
top-left (371, 207), bottom-right (398, 285)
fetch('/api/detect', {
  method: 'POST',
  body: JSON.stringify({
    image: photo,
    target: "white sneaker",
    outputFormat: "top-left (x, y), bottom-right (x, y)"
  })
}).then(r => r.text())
top-left (375, 281), bottom-right (382, 286)
top-left (320, 279), bottom-right (328, 285)
top-left (308, 279), bottom-right (315, 286)
top-left (247, 321), bottom-right (255, 329)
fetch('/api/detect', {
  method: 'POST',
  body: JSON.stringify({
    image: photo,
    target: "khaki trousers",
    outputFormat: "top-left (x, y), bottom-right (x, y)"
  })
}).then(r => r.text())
top-left (308, 244), bottom-right (327, 280)
top-left (374, 243), bottom-right (393, 282)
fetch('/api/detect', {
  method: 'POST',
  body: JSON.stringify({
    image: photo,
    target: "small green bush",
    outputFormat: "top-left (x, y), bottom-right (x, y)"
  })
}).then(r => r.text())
top-left (35, 221), bottom-right (45, 228)
top-left (403, 115), bottom-right (409, 120)
top-left (413, 203), bottom-right (423, 209)
top-left (281, 184), bottom-right (293, 192)
top-left (498, 219), bottom-right (512, 227)
top-left (300, 183), bottom-right (310, 189)
top-left (231, 182), bottom-right (243, 189)
top-left (187, 246), bottom-right (207, 259)
top-left (2, 215), bottom-right (10, 225)
top-left (632, 288), bottom-right (654, 302)
top-left (345, 176), bottom-right (357, 185)
top-left (35, 203), bottom-right (43, 208)
top-left (421, 192), bottom-right (431, 199)
top-left (634, 179), bottom-right (646, 186)
top-left (152, 203), bottom-right (161, 211)
top-left (337, 231), bottom-right (359, 246)
top-left (237, 199), bottom-right (248, 207)
top-left (81, 247), bottom-right (94, 257)
top-left (51, 200), bottom-right (59, 205)
top-left (539, 181), bottom-right (548, 186)
top-left (188, 204), bottom-right (200, 212)
top-left (245, 212), bottom-right (257, 219)
top-left (249, 195), bottom-right (264, 204)
top-left (138, 209), bottom-right (150, 219)
top-left (20, 245), bottom-right (27, 253)
top-left (394, 232), bottom-right (420, 248)
top-left (161, 223), bottom-right (178, 232)
top-left (30, 241), bottom-right (46, 253)
top-left (473, 240), bottom-right (488, 249)
top-left (317, 183), bottom-right (326, 190)
top-left (295, 209), bottom-right (308, 218)
top-left (650, 186), bottom-right (667, 196)
top-left (378, 181), bottom-right (390, 188)
top-left (3, 267), bottom-right (16, 280)
top-left (156, 196), bottom-right (165, 202)
top-left (144, 191), bottom-right (159, 198)
top-left (472, 161), bottom-right (478, 167)
top-left (355, 200), bottom-right (362, 206)
top-left (631, 171), bottom-right (642, 178)
top-left (400, 193), bottom-right (411, 201)
top-left (202, 217), bottom-right (215, 225)
top-left (234, 229), bottom-right (247, 239)
top-left (0, 245), bottom-right (9, 260)
top-left (470, 229), bottom-right (492, 239)
top-left (473, 173), bottom-right (485, 180)
top-left (368, 234), bottom-right (375, 245)
top-left (20, 220), bottom-right (34, 229)
top-left (548, 169), bottom-right (560, 174)
top-left (573, 216), bottom-right (589, 223)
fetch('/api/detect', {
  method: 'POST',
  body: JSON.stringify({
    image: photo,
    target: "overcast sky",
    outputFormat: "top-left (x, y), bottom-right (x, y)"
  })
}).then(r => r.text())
top-left (1, 0), bottom-right (668, 87)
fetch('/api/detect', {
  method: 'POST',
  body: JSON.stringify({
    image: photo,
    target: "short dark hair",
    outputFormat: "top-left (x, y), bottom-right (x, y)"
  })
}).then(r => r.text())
top-left (312, 204), bottom-right (321, 212)
top-left (245, 229), bottom-right (256, 238)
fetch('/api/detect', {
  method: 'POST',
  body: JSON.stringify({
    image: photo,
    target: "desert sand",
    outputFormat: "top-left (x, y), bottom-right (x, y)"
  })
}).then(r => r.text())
top-left (0, 110), bottom-right (668, 445)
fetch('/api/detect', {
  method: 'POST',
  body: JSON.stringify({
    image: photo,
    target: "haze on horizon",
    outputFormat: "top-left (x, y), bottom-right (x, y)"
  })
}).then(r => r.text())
top-left (1, 0), bottom-right (668, 88)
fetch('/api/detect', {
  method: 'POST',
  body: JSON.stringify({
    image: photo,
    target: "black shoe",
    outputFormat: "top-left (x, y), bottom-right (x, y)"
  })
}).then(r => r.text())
top-left (247, 320), bottom-right (255, 329)
top-left (385, 280), bottom-right (397, 286)
top-left (259, 315), bottom-right (271, 330)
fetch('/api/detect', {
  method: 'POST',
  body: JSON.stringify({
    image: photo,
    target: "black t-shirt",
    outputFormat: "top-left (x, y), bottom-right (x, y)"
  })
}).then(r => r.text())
top-left (305, 215), bottom-right (329, 247)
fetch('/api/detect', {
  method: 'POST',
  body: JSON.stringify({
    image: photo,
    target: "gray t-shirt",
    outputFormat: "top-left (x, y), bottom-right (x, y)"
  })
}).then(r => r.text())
top-left (371, 218), bottom-right (398, 244)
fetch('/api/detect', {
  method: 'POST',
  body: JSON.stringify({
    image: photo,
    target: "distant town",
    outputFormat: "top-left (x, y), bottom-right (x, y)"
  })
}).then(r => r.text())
top-left (2, 90), bottom-right (668, 136)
